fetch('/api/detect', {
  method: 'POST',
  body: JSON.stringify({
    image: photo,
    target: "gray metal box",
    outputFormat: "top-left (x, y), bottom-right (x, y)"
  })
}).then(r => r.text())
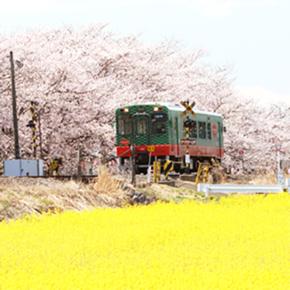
top-left (4, 159), bottom-right (44, 177)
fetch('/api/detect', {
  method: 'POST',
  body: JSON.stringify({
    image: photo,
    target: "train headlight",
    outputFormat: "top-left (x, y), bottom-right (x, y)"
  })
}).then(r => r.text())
top-left (121, 108), bottom-right (129, 113)
top-left (154, 106), bottom-right (162, 112)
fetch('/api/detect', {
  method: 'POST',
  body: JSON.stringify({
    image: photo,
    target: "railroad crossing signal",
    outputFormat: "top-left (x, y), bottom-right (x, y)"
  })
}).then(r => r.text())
top-left (181, 100), bottom-right (195, 116)
top-left (26, 101), bottom-right (38, 158)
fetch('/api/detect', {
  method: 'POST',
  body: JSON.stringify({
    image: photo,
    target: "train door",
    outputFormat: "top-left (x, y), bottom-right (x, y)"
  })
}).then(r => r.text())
top-left (175, 117), bottom-right (179, 155)
top-left (133, 114), bottom-right (150, 145)
top-left (217, 121), bottom-right (223, 158)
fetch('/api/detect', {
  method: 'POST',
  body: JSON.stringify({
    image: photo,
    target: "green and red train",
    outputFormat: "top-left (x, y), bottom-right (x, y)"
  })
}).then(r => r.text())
top-left (115, 102), bottom-right (224, 173)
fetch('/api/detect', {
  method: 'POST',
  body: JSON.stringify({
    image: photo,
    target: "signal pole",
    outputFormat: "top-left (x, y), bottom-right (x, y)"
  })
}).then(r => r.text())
top-left (10, 51), bottom-right (20, 159)
top-left (26, 101), bottom-right (38, 158)
top-left (38, 109), bottom-right (43, 159)
top-left (130, 145), bottom-right (136, 186)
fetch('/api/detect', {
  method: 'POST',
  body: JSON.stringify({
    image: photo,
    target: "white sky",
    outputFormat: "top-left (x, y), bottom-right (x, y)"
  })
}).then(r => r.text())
top-left (0, 0), bottom-right (289, 104)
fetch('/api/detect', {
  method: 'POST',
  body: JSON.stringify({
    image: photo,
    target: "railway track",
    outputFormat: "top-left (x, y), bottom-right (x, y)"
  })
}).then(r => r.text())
top-left (0, 175), bottom-right (98, 184)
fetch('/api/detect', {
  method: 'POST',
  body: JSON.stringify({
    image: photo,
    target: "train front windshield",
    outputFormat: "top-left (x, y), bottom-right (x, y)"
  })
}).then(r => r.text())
top-left (118, 115), bottom-right (132, 135)
top-left (117, 110), bottom-right (168, 142)
top-left (136, 118), bottom-right (148, 134)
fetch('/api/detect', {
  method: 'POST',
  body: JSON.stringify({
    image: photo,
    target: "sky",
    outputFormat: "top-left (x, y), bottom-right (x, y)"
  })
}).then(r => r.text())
top-left (0, 0), bottom-right (289, 105)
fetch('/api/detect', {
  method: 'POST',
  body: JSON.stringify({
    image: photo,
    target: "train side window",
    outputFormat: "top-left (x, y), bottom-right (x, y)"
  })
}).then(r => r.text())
top-left (118, 116), bottom-right (132, 135)
top-left (198, 121), bottom-right (206, 139)
top-left (190, 121), bottom-right (197, 138)
top-left (207, 123), bottom-right (212, 139)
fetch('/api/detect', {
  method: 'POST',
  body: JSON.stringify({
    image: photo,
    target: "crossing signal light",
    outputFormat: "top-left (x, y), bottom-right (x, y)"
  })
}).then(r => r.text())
top-left (26, 120), bottom-right (36, 128)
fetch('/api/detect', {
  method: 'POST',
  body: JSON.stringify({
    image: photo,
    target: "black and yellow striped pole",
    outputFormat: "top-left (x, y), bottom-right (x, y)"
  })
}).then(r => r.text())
top-left (27, 101), bottom-right (38, 158)
top-left (163, 159), bottom-right (174, 179)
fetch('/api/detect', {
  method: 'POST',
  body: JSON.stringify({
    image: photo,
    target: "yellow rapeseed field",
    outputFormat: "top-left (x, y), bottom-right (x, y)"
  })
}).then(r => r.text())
top-left (0, 193), bottom-right (289, 290)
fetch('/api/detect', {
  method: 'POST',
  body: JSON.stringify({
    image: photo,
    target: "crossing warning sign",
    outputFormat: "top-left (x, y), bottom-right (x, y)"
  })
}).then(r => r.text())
top-left (163, 160), bottom-right (174, 178)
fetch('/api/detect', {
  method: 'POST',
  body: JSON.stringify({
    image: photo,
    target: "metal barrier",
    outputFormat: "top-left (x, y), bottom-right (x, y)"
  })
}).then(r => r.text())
top-left (197, 183), bottom-right (288, 197)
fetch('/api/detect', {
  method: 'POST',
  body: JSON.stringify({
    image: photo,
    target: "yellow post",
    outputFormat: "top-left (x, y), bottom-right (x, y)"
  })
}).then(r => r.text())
top-left (195, 161), bottom-right (202, 184)
top-left (202, 164), bottom-right (210, 183)
top-left (153, 161), bottom-right (161, 183)
top-left (195, 162), bottom-right (210, 184)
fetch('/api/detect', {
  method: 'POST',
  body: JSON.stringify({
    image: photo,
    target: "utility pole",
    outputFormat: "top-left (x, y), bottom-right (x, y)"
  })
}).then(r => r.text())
top-left (10, 51), bottom-right (20, 159)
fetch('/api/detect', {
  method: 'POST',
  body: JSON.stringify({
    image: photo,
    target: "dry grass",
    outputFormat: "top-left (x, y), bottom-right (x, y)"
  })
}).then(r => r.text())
top-left (1, 168), bottom-right (280, 221)
top-left (248, 173), bottom-right (277, 184)
top-left (0, 170), bottom-right (129, 221)
top-left (142, 183), bottom-right (205, 202)
top-left (93, 167), bottom-right (124, 196)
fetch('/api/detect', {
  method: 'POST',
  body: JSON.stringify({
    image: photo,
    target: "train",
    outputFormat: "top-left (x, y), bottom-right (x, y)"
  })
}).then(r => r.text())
top-left (115, 102), bottom-right (224, 174)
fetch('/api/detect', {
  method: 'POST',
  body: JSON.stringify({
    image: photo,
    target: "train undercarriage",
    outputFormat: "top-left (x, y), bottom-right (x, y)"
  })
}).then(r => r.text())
top-left (118, 152), bottom-right (224, 183)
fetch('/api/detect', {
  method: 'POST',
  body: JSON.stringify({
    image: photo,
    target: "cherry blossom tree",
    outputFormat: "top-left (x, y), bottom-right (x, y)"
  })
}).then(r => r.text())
top-left (0, 25), bottom-right (289, 174)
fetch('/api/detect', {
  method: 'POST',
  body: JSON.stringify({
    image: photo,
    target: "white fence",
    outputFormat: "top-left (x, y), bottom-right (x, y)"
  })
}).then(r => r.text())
top-left (197, 178), bottom-right (290, 197)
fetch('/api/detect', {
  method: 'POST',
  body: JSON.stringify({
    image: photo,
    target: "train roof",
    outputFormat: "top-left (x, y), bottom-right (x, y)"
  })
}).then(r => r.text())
top-left (128, 102), bottom-right (223, 117)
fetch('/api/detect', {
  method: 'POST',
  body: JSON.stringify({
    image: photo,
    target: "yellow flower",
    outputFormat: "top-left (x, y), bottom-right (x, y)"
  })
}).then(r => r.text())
top-left (0, 193), bottom-right (289, 289)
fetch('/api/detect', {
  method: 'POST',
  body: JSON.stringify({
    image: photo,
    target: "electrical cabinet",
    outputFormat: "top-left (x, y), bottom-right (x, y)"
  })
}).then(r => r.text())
top-left (4, 159), bottom-right (44, 176)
